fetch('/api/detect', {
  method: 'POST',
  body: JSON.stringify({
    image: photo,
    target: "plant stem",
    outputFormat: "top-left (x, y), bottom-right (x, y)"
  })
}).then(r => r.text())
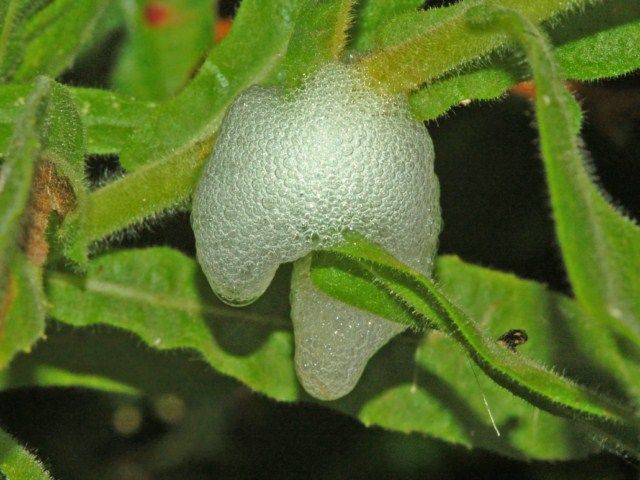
top-left (357, 0), bottom-right (599, 93)
top-left (85, 139), bottom-right (212, 242)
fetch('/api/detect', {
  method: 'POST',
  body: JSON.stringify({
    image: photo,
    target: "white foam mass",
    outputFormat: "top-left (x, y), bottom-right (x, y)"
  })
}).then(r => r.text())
top-left (192, 63), bottom-right (441, 400)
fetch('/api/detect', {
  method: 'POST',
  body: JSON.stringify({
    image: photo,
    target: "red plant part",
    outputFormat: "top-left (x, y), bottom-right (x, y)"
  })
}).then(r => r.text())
top-left (215, 18), bottom-right (233, 43)
top-left (143, 2), bottom-right (174, 28)
top-left (510, 80), bottom-right (578, 99)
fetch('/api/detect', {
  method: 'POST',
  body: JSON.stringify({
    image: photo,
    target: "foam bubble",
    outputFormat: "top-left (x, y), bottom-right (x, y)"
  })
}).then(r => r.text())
top-left (192, 63), bottom-right (441, 399)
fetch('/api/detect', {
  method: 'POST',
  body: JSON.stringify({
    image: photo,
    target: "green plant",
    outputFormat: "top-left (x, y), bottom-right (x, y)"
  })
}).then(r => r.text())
top-left (1, 0), bottom-right (639, 476)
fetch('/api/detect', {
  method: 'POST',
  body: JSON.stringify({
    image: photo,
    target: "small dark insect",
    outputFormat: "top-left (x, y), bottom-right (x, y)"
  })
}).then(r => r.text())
top-left (497, 329), bottom-right (529, 352)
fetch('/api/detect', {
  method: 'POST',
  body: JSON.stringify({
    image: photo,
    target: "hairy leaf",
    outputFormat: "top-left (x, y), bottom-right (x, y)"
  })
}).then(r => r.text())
top-left (8, 81), bottom-right (88, 266)
top-left (2, 324), bottom-right (246, 474)
top-left (0, 427), bottom-right (52, 480)
top-left (119, 0), bottom-right (302, 171)
top-left (40, 81), bottom-right (90, 265)
top-left (45, 245), bottom-right (638, 460)
top-left (551, 0), bottom-right (640, 80)
top-left (0, 358), bottom-right (138, 396)
top-left (467, 6), bottom-right (640, 353)
top-left (0, 0), bottom-right (48, 82)
top-left (13, 0), bottom-right (111, 81)
top-left (408, 54), bottom-right (524, 121)
top-left (46, 247), bottom-right (298, 401)
top-left (409, 0), bottom-right (640, 120)
top-left (277, 0), bottom-right (355, 89)
top-left (0, 79), bottom-right (49, 278)
top-left (83, 139), bottom-right (210, 243)
top-left (0, 78), bottom-right (50, 368)
top-left (0, 84), bottom-right (158, 156)
top-left (69, 88), bottom-right (158, 156)
top-left (1, 76), bottom-right (91, 365)
top-left (112, 0), bottom-right (216, 100)
top-left (310, 236), bottom-right (640, 457)
top-left (349, 0), bottom-right (424, 52)
top-left (0, 253), bottom-right (46, 369)
top-left (357, 0), bottom-right (594, 93)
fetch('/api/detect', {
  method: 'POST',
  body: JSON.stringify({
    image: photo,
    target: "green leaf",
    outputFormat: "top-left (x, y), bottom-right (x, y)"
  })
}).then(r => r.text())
top-left (0, 84), bottom-right (158, 156)
top-left (46, 244), bottom-right (639, 460)
top-left (467, 6), bottom-right (640, 350)
top-left (309, 236), bottom-right (640, 457)
top-left (75, 2), bottom-right (124, 61)
top-left (119, 0), bottom-right (301, 171)
top-left (551, 0), bottom-right (640, 81)
top-left (4, 80), bottom-right (88, 266)
top-left (45, 247), bottom-right (298, 401)
top-left (0, 358), bottom-right (139, 396)
top-left (349, 0), bottom-right (424, 52)
top-left (0, 78), bottom-right (51, 368)
top-left (13, 0), bottom-right (111, 81)
top-left (409, 0), bottom-right (640, 121)
top-left (408, 54), bottom-right (524, 121)
top-left (0, 252), bottom-right (46, 369)
top-left (112, 0), bottom-right (216, 101)
top-left (0, 0), bottom-right (48, 82)
top-left (357, 0), bottom-right (594, 93)
top-left (372, 2), bottom-right (464, 49)
top-left (69, 88), bottom-right (158, 156)
top-left (276, 0), bottom-right (354, 89)
top-left (39, 81), bottom-right (90, 265)
top-left (0, 323), bottom-right (236, 399)
top-left (0, 426), bottom-right (52, 480)
top-left (348, 259), bottom-right (605, 459)
top-left (0, 79), bottom-right (48, 279)
top-left (0, 76), bottom-right (92, 365)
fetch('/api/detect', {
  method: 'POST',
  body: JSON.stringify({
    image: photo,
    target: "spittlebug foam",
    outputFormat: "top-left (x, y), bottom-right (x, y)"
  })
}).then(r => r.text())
top-left (192, 63), bottom-right (441, 400)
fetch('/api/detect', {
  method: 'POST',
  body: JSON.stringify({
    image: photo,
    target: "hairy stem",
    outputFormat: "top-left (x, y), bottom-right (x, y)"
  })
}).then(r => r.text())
top-left (85, 139), bottom-right (212, 242)
top-left (357, 0), bottom-right (599, 93)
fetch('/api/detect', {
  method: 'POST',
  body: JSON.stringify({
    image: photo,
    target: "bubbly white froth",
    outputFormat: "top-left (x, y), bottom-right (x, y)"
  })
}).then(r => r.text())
top-left (192, 63), bottom-right (441, 399)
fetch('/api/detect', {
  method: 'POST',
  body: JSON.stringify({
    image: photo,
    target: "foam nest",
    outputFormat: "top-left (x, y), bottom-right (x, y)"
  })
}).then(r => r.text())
top-left (192, 62), bottom-right (441, 400)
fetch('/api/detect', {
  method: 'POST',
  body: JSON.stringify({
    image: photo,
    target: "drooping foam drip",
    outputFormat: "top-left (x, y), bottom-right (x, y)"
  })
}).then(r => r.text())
top-left (290, 256), bottom-right (407, 400)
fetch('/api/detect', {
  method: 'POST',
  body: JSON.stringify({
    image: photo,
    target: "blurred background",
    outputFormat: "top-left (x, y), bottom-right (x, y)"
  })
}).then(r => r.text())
top-left (1, 0), bottom-right (639, 478)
